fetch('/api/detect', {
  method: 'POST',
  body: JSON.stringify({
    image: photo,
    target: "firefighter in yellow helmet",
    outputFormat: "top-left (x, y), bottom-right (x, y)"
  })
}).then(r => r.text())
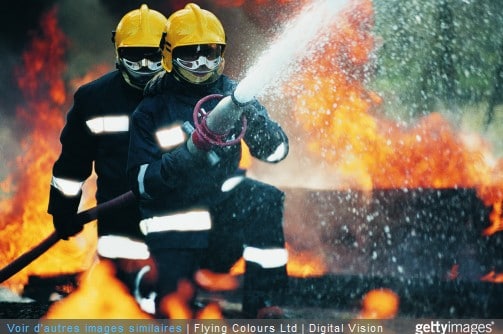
top-left (114, 4), bottom-right (168, 89)
top-left (160, 3), bottom-right (226, 85)
top-left (128, 3), bottom-right (289, 318)
top-left (48, 4), bottom-right (167, 313)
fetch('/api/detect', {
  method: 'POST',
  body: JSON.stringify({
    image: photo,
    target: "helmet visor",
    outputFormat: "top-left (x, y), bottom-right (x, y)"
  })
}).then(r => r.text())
top-left (174, 56), bottom-right (221, 73)
top-left (122, 58), bottom-right (163, 71)
top-left (119, 47), bottom-right (162, 71)
top-left (173, 44), bottom-right (223, 74)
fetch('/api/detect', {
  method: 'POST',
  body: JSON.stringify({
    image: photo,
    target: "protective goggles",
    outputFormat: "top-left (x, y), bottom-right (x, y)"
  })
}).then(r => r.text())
top-left (174, 56), bottom-right (221, 73)
top-left (119, 47), bottom-right (162, 71)
top-left (122, 58), bottom-right (162, 71)
top-left (173, 44), bottom-right (223, 73)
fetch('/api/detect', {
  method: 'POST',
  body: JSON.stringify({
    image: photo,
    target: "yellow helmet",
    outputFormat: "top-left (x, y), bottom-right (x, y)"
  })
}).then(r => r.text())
top-left (112, 4), bottom-right (168, 89)
top-left (161, 3), bottom-right (226, 84)
top-left (113, 4), bottom-right (167, 50)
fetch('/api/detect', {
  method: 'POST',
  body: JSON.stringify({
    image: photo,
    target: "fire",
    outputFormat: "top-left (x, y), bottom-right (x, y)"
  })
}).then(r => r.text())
top-left (2, 0), bottom-right (502, 320)
top-left (481, 271), bottom-right (503, 283)
top-left (0, 7), bottom-right (100, 291)
top-left (160, 277), bottom-right (227, 319)
top-left (229, 243), bottom-right (327, 277)
top-left (196, 302), bottom-right (225, 319)
top-left (194, 269), bottom-right (239, 291)
top-left (44, 260), bottom-right (151, 319)
top-left (44, 262), bottom-right (230, 319)
top-left (289, 0), bottom-right (488, 189)
top-left (359, 288), bottom-right (399, 319)
top-left (285, 0), bottom-right (503, 233)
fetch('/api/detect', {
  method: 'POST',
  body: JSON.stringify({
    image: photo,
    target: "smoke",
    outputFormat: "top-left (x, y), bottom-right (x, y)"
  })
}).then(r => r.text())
top-left (0, 0), bottom-right (56, 181)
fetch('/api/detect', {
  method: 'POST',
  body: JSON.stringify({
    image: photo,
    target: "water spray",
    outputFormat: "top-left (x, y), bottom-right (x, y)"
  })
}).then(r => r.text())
top-left (187, 0), bottom-right (349, 157)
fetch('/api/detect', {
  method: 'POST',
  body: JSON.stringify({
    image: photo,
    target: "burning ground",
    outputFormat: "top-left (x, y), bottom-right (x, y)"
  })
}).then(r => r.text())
top-left (0, 0), bottom-right (502, 319)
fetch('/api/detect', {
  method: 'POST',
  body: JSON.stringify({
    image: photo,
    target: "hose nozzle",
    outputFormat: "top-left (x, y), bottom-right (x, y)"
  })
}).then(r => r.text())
top-left (205, 94), bottom-right (246, 135)
top-left (187, 92), bottom-right (249, 162)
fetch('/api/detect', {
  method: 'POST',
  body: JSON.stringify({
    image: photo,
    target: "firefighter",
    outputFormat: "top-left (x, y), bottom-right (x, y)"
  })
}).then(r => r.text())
top-left (47, 4), bottom-right (167, 312)
top-left (127, 3), bottom-right (289, 318)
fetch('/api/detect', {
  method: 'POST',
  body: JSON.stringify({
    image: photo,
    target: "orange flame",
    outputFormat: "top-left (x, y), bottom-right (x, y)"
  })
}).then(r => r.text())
top-left (0, 7), bottom-right (99, 291)
top-left (196, 302), bottom-right (225, 319)
top-left (44, 260), bottom-right (151, 319)
top-left (160, 278), bottom-right (227, 319)
top-left (481, 195), bottom-right (503, 236)
top-left (229, 243), bottom-right (327, 277)
top-left (481, 271), bottom-right (503, 283)
top-left (289, 0), bottom-right (490, 189)
top-left (359, 288), bottom-right (399, 319)
top-left (285, 0), bottom-right (503, 236)
top-left (44, 262), bottom-right (230, 319)
top-left (195, 269), bottom-right (239, 291)
top-left (3, 0), bottom-right (502, 320)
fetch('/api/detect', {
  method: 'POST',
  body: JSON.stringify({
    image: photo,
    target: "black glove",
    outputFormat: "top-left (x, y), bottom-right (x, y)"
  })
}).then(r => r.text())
top-left (241, 103), bottom-right (289, 162)
top-left (160, 144), bottom-right (206, 181)
top-left (52, 213), bottom-right (83, 240)
top-left (241, 103), bottom-right (266, 129)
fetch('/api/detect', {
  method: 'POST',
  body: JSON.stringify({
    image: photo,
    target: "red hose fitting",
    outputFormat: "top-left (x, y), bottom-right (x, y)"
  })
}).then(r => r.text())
top-left (192, 94), bottom-right (247, 151)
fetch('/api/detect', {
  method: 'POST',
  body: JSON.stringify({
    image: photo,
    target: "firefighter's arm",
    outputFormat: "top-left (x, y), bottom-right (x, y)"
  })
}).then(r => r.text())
top-left (48, 92), bottom-right (94, 238)
top-left (242, 102), bottom-right (289, 163)
top-left (132, 144), bottom-right (205, 199)
top-left (127, 105), bottom-right (205, 200)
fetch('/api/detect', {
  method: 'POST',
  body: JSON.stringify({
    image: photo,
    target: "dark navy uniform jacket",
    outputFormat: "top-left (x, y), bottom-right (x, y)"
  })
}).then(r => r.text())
top-left (127, 72), bottom-right (288, 222)
top-left (48, 70), bottom-right (143, 238)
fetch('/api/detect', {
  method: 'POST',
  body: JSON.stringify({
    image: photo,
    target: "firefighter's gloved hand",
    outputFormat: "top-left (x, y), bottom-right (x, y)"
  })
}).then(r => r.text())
top-left (52, 213), bottom-right (83, 240)
top-left (241, 103), bottom-right (266, 129)
top-left (161, 144), bottom-right (206, 178)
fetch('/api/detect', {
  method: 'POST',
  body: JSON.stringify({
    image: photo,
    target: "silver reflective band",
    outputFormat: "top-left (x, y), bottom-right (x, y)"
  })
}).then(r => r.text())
top-left (51, 176), bottom-right (83, 196)
top-left (97, 235), bottom-right (150, 260)
top-left (134, 266), bottom-right (156, 315)
top-left (243, 247), bottom-right (288, 269)
top-left (86, 116), bottom-right (129, 134)
top-left (139, 210), bottom-right (212, 235)
top-left (137, 164), bottom-right (151, 200)
top-left (266, 142), bottom-right (288, 162)
top-left (221, 176), bottom-right (244, 192)
top-left (155, 124), bottom-right (187, 150)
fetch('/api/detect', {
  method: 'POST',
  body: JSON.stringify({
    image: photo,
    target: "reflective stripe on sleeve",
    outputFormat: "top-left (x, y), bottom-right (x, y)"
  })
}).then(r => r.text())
top-left (51, 176), bottom-right (84, 196)
top-left (243, 246), bottom-right (288, 269)
top-left (155, 124), bottom-right (187, 150)
top-left (221, 176), bottom-right (244, 192)
top-left (266, 142), bottom-right (288, 162)
top-left (85, 116), bottom-right (129, 134)
top-left (139, 210), bottom-right (211, 235)
top-left (97, 235), bottom-right (150, 260)
top-left (137, 164), bottom-right (151, 199)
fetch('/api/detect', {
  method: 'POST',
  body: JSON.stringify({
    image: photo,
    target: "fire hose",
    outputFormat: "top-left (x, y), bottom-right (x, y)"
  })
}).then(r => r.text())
top-left (0, 191), bottom-right (136, 283)
top-left (186, 93), bottom-right (248, 162)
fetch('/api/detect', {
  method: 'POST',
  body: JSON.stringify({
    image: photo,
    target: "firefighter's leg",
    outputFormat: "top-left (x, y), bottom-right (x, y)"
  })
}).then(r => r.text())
top-left (208, 178), bottom-right (288, 318)
top-left (149, 247), bottom-right (201, 317)
top-left (240, 181), bottom-right (288, 318)
top-left (242, 262), bottom-right (287, 318)
top-left (96, 234), bottom-right (157, 314)
top-left (96, 206), bottom-right (158, 312)
top-left (143, 214), bottom-right (210, 318)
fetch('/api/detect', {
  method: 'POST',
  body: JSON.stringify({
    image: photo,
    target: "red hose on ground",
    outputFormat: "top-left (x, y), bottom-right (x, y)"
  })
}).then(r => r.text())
top-left (0, 191), bottom-right (136, 283)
